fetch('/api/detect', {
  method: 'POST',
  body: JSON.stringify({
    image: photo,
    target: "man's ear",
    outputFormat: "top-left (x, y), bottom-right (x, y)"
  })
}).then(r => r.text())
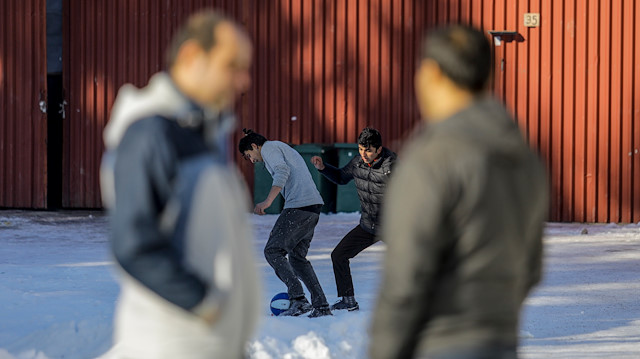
top-left (251, 143), bottom-right (258, 151)
top-left (174, 40), bottom-right (203, 67)
top-left (415, 60), bottom-right (430, 94)
top-left (421, 59), bottom-right (445, 83)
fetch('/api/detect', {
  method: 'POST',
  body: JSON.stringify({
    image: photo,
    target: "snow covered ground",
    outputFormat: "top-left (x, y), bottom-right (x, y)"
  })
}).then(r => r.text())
top-left (0, 210), bottom-right (639, 359)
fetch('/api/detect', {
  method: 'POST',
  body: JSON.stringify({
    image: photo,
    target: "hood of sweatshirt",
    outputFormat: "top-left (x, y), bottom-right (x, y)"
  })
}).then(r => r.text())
top-left (103, 72), bottom-right (235, 151)
top-left (100, 72), bottom-right (235, 208)
top-left (104, 72), bottom-right (190, 150)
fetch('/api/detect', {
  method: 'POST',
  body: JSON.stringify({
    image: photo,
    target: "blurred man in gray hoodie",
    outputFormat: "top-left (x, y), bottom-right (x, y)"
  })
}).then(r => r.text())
top-left (239, 129), bottom-right (332, 318)
top-left (100, 11), bottom-right (260, 358)
top-left (370, 25), bottom-right (548, 359)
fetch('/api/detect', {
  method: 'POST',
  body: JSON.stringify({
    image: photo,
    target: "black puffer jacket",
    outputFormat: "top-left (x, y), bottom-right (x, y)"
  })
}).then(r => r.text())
top-left (319, 147), bottom-right (396, 234)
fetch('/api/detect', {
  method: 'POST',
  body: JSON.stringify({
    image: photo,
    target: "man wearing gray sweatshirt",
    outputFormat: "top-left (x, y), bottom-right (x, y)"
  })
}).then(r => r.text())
top-left (239, 129), bottom-right (332, 318)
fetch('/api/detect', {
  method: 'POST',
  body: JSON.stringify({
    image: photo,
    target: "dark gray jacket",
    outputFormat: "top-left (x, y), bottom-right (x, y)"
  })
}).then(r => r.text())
top-left (100, 73), bottom-right (259, 317)
top-left (319, 147), bottom-right (396, 234)
top-left (370, 98), bottom-right (548, 359)
top-left (109, 115), bottom-right (212, 310)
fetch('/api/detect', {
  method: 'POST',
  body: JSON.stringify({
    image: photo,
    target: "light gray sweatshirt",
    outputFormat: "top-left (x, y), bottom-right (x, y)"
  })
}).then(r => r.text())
top-left (260, 141), bottom-right (323, 209)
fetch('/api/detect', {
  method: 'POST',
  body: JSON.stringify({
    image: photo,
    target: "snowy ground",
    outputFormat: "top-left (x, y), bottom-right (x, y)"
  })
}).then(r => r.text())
top-left (0, 210), bottom-right (639, 359)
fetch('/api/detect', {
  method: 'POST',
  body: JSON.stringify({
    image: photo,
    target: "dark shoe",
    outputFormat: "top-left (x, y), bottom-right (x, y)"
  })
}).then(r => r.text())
top-left (308, 306), bottom-right (332, 318)
top-left (280, 297), bottom-right (312, 316)
top-left (330, 296), bottom-right (359, 311)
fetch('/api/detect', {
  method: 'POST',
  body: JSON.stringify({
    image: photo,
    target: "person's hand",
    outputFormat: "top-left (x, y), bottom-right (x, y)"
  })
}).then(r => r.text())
top-left (310, 156), bottom-right (325, 170)
top-left (192, 294), bottom-right (226, 326)
top-left (198, 307), bottom-right (221, 325)
top-left (254, 200), bottom-right (272, 215)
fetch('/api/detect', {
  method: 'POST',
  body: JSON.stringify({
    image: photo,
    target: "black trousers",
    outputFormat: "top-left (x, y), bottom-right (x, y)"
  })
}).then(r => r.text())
top-left (264, 207), bottom-right (329, 309)
top-left (331, 225), bottom-right (377, 297)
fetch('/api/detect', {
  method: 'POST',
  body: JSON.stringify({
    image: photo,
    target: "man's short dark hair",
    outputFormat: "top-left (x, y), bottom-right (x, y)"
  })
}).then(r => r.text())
top-left (357, 127), bottom-right (382, 149)
top-left (238, 129), bottom-right (267, 153)
top-left (165, 10), bottom-right (229, 68)
top-left (421, 25), bottom-right (491, 93)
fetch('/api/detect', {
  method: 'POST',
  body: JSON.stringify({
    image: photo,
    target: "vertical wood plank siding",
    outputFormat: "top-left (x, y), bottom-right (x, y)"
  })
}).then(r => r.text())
top-left (431, 0), bottom-right (639, 223)
top-left (56, 0), bottom-right (639, 222)
top-left (0, 0), bottom-right (48, 208)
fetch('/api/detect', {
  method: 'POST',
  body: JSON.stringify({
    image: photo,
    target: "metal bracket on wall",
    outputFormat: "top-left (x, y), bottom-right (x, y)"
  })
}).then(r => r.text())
top-left (487, 31), bottom-right (523, 46)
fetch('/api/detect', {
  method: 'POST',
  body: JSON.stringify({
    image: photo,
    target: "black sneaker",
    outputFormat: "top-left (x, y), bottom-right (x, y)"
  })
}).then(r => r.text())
top-left (330, 296), bottom-right (359, 311)
top-left (280, 297), bottom-right (312, 316)
top-left (308, 306), bottom-right (332, 318)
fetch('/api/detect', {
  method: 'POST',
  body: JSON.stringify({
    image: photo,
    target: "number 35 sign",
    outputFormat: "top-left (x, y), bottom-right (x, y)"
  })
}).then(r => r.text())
top-left (524, 13), bottom-right (540, 27)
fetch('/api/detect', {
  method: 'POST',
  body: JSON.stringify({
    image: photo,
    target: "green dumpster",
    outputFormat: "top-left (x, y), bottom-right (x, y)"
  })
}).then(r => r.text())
top-left (294, 144), bottom-right (337, 213)
top-left (333, 143), bottom-right (361, 213)
top-left (253, 163), bottom-right (284, 214)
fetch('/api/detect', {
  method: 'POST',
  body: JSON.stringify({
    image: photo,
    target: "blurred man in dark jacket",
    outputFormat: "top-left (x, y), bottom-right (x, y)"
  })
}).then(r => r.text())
top-left (310, 128), bottom-right (396, 311)
top-left (369, 25), bottom-right (548, 359)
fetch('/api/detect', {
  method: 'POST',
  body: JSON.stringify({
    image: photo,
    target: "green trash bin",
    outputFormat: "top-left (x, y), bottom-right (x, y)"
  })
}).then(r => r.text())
top-left (253, 163), bottom-right (284, 214)
top-left (294, 144), bottom-right (337, 213)
top-left (333, 143), bottom-right (361, 213)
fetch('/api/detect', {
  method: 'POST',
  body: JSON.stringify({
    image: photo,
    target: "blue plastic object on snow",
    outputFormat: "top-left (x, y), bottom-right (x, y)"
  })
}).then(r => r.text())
top-left (270, 292), bottom-right (290, 316)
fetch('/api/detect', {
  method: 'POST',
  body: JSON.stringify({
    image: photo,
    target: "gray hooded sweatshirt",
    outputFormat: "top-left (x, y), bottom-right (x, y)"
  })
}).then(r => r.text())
top-left (100, 72), bottom-right (260, 358)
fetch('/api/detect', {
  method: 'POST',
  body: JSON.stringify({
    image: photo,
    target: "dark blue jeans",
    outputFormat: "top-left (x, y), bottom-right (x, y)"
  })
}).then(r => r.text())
top-left (264, 207), bottom-right (329, 309)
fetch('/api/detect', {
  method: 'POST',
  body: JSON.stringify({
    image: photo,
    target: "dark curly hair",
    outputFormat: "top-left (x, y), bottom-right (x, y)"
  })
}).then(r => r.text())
top-left (238, 128), bottom-right (268, 153)
top-left (357, 127), bottom-right (382, 149)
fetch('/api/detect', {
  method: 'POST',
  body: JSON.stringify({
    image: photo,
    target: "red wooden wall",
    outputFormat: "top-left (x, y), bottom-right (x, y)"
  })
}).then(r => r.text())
top-left (2, 0), bottom-right (639, 222)
top-left (434, 0), bottom-right (640, 223)
top-left (0, 0), bottom-right (48, 208)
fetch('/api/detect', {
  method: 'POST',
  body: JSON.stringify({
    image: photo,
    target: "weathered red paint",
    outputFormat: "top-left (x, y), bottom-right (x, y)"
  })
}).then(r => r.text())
top-left (2, 0), bottom-right (637, 222)
top-left (423, 0), bottom-right (640, 223)
top-left (0, 0), bottom-right (48, 208)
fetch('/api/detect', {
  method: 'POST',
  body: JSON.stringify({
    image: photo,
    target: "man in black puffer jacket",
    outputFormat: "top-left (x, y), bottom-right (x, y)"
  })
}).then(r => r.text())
top-left (310, 128), bottom-right (396, 312)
